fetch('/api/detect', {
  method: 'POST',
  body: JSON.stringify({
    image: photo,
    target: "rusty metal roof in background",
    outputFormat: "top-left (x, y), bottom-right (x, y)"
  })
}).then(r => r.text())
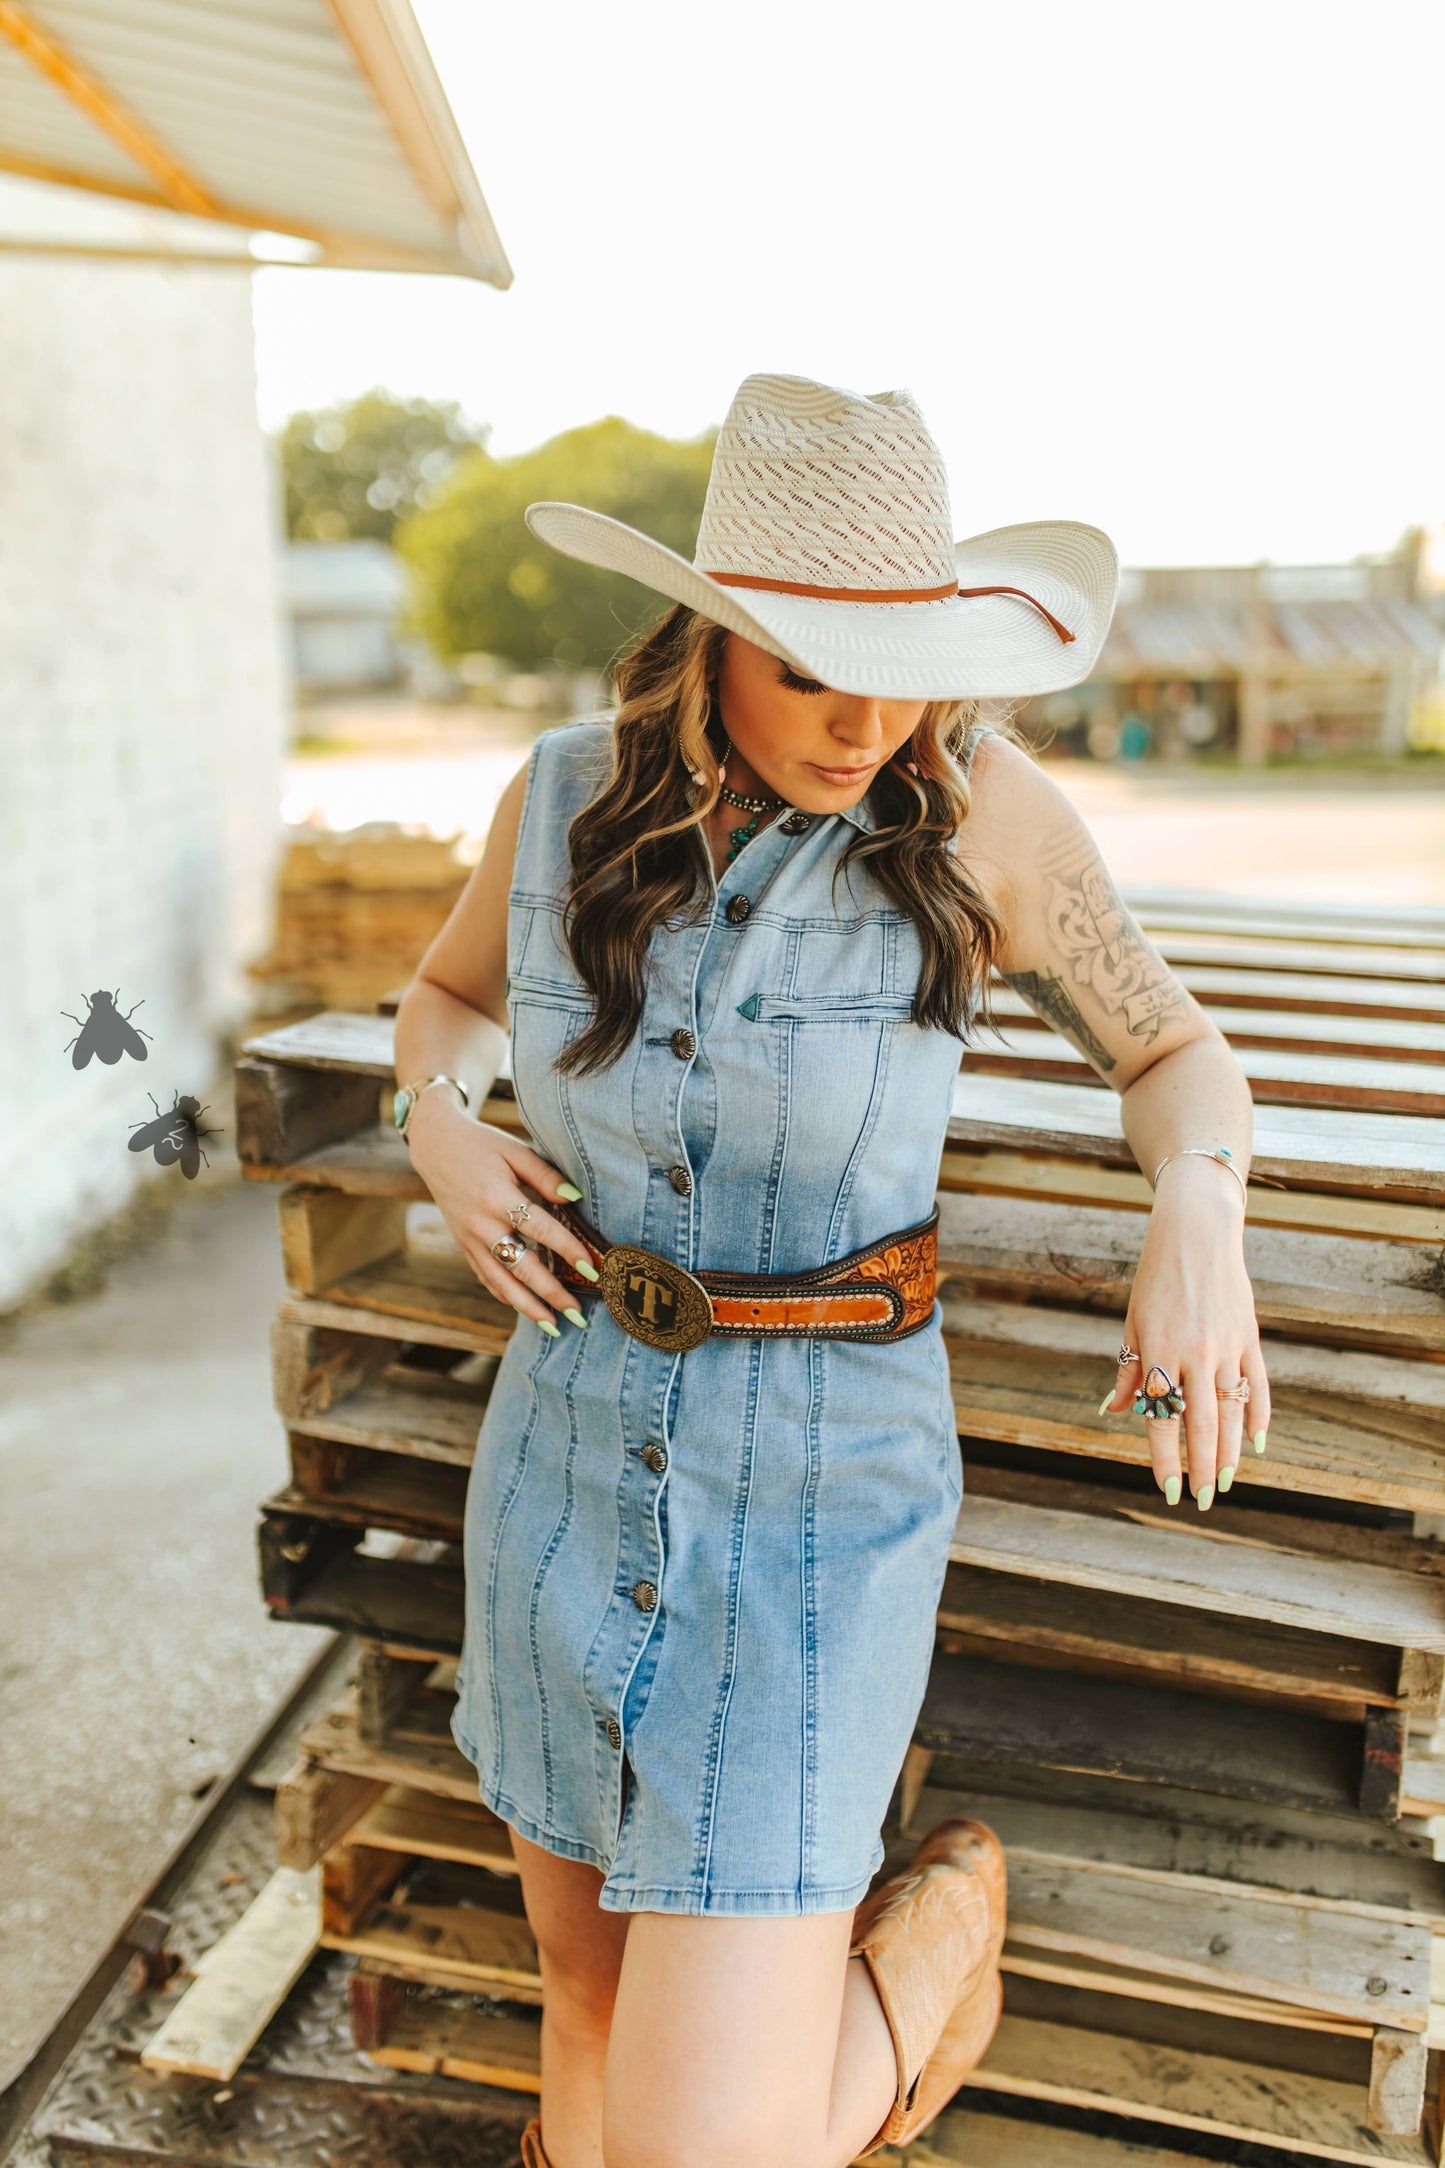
top-left (0, 0), bottom-right (511, 281)
top-left (1102, 597), bottom-right (1445, 677)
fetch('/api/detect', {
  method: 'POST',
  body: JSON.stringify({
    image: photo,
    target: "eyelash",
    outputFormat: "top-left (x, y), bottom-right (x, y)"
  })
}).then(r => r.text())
top-left (779, 664), bottom-right (827, 695)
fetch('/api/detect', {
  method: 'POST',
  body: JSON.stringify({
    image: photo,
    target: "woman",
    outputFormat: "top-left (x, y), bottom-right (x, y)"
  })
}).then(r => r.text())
top-left (392, 374), bottom-right (1269, 2168)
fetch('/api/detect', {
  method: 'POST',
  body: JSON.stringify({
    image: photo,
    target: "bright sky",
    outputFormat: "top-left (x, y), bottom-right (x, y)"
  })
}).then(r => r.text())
top-left (251, 0), bottom-right (1444, 568)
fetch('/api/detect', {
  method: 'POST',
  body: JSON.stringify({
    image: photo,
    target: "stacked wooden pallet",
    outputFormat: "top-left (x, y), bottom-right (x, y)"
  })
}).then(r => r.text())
top-left (225, 886), bottom-right (1445, 2165)
top-left (245, 820), bottom-right (472, 1022)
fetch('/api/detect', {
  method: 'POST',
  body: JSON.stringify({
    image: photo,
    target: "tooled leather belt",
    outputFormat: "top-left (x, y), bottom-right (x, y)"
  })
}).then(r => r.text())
top-left (538, 1200), bottom-right (941, 1353)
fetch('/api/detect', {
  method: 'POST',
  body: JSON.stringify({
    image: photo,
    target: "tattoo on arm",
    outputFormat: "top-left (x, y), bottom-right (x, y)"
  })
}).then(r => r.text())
top-left (1005, 970), bottom-right (1118, 1072)
top-left (1032, 843), bottom-right (1191, 1048)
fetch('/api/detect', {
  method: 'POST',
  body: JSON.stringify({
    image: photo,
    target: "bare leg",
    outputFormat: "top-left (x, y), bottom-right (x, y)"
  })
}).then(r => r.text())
top-left (510, 1819), bottom-right (897, 2168)
top-left (509, 1827), bottom-right (630, 2168)
top-left (604, 1910), bottom-right (898, 2168)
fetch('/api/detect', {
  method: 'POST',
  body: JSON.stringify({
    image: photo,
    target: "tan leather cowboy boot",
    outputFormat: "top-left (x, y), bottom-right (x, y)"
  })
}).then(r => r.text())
top-left (847, 1816), bottom-right (1007, 2161)
top-left (519, 2114), bottom-right (552, 2166)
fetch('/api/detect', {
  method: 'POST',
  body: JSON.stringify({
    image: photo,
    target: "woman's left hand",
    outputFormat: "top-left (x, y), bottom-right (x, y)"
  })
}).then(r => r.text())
top-left (1098, 1158), bottom-right (1271, 1509)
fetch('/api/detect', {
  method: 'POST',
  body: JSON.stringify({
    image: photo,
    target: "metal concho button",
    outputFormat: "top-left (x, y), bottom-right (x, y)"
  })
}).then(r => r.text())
top-left (642, 1442), bottom-right (667, 1472)
top-left (779, 811), bottom-right (812, 834)
top-left (631, 1579), bottom-right (658, 1611)
top-left (605, 1717), bottom-right (622, 1749)
top-left (725, 893), bottom-right (752, 924)
top-left (667, 1165), bottom-right (692, 1195)
top-left (670, 1026), bottom-right (696, 1060)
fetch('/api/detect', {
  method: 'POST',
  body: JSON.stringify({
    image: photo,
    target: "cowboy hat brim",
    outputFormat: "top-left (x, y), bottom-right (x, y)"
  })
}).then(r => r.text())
top-left (524, 500), bottom-right (1118, 700)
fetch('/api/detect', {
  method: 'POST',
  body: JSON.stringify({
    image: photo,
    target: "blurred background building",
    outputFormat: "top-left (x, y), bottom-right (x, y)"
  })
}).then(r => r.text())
top-left (1019, 533), bottom-right (1445, 765)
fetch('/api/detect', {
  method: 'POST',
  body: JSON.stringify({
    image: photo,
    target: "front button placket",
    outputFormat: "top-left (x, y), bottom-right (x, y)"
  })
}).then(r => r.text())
top-left (602, 805), bottom-right (809, 1858)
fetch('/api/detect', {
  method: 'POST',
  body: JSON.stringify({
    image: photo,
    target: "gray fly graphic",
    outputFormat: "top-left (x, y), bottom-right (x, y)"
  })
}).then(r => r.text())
top-left (63, 989), bottom-right (153, 1067)
top-left (128, 1092), bottom-right (223, 1179)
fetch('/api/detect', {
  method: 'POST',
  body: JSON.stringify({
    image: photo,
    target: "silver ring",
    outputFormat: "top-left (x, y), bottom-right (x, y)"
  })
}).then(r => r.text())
top-left (1215, 1377), bottom-right (1251, 1404)
top-left (491, 1235), bottom-right (527, 1268)
top-left (508, 1201), bottom-right (533, 1232)
top-left (1116, 1342), bottom-right (1140, 1367)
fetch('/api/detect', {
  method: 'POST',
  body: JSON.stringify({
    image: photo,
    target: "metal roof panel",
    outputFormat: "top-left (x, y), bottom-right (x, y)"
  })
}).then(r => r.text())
top-left (0, 0), bottom-right (511, 280)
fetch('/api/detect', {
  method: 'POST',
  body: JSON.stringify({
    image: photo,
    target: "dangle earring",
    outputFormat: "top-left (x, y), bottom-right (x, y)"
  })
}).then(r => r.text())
top-left (692, 686), bottom-right (785, 860)
top-left (690, 686), bottom-right (726, 787)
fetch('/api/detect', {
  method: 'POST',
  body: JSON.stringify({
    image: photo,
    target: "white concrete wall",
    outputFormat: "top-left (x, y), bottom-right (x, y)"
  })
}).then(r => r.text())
top-left (0, 251), bottom-right (291, 1310)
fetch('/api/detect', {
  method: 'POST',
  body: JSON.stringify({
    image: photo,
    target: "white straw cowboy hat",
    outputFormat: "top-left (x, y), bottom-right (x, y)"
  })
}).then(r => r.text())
top-left (524, 371), bottom-right (1118, 701)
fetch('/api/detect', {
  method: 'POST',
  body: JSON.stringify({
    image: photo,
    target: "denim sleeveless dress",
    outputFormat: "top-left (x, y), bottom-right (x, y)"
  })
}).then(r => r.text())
top-left (451, 715), bottom-right (987, 1916)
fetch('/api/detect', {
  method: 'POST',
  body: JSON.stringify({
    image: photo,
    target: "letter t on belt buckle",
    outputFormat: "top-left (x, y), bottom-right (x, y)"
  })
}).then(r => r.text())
top-left (599, 1244), bottom-right (715, 1352)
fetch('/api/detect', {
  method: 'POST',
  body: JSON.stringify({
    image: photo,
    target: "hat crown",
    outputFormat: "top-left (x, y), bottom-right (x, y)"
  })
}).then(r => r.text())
top-left (694, 372), bottom-right (957, 595)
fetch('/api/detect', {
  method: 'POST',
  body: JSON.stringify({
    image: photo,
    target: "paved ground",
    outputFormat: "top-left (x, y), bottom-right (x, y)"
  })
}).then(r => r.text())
top-left (3, 706), bottom-right (1440, 2092)
top-left (0, 1093), bottom-right (331, 2092)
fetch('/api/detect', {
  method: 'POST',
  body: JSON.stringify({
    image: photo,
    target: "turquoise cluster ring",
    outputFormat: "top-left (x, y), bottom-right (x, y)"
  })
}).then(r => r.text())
top-left (1134, 1364), bottom-right (1186, 1420)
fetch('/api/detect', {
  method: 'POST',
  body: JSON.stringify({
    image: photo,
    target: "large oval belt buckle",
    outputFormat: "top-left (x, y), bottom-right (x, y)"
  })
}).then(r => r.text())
top-left (599, 1244), bottom-right (714, 1352)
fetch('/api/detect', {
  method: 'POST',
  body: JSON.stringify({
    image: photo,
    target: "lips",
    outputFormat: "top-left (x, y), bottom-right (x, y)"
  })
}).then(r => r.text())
top-left (808, 761), bottom-right (875, 781)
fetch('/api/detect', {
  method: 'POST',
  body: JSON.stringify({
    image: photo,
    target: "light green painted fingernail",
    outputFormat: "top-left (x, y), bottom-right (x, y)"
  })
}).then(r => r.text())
top-left (573, 1257), bottom-right (600, 1282)
top-left (1164, 1475), bottom-right (1181, 1505)
top-left (1097, 1392), bottom-right (1116, 1415)
top-left (563, 1307), bottom-right (588, 1328)
top-left (1252, 1429), bottom-right (1268, 1455)
top-left (1217, 1463), bottom-right (1235, 1493)
top-left (1197, 1482), bottom-right (1215, 1511)
top-left (538, 1317), bottom-right (561, 1338)
top-left (556, 1181), bottom-right (583, 1201)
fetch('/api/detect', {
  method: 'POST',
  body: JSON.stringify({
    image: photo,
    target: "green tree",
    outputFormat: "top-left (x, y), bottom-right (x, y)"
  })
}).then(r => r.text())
top-left (394, 415), bottom-right (718, 671)
top-left (276, 390), bottom-right (490, 544)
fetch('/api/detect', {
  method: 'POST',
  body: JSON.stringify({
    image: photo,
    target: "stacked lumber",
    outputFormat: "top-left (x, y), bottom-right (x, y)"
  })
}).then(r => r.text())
top-left (212, 887), bottom-right (1445, 2165)
top-left (245, 821), bottom-right (473, 1022)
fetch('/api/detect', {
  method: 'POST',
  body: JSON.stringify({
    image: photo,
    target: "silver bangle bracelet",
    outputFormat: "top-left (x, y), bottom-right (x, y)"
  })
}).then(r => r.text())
top-left (1150, 1145), bottom-right (1248, 1206)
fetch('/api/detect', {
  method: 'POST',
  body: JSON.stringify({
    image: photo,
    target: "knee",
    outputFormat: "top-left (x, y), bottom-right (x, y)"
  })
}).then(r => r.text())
top-left (535, 1942), bottom-right (620, 2045)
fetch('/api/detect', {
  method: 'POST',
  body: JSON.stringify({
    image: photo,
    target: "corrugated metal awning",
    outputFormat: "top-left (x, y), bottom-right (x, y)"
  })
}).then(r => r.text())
top-left (0, 0), bottom-right (511, 283)
top-left (1102, 598), bottom-right (1444, 677)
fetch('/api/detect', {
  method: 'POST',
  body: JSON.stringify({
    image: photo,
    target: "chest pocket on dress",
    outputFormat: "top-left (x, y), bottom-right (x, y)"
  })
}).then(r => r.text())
top-left (743, 991), bottom-right (917, 1025)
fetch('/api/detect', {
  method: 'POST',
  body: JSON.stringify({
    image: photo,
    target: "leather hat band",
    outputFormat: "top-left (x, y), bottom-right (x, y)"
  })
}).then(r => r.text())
top-left (702, 567), bottom-right (1075, 644)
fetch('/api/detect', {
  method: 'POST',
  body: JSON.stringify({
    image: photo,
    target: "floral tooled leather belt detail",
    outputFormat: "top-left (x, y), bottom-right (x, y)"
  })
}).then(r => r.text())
top-left (538, 1201), bottom-right (940, 1354)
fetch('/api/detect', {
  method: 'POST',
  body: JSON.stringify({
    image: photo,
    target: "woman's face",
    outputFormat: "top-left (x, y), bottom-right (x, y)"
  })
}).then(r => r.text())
top-left (715, 632), bottom-right (927, 810)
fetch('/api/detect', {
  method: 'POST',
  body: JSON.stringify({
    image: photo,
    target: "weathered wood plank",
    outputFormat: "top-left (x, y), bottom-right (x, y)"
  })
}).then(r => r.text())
top-left (1152, 932), bottom-right (1445, 984)
top-left (273, 1759), bottom-right (386, 1872)
top-left (937, 1564), bottom-right (1396, 1716)
top-left (941, 1324), bottom-right (1445, 1512)
top-left (1142, 963), bottom-right (1445, 1027)
top-left (937, 1192), bottom-right (1445, 1355)
top-left (347, 1784), bottom-right (516, 1875)
top-left (910, 1779), bottom-right (1445, 1913)
top-left (234, 1054), bottom-right (380, 1168)
top-left (907, 2102), bottom-right (1281, 2166)
top-left (947, 1495), bottom-right (1445, 1652)
top-left (265, 1455), bottom-right (468, 1543)
top-left (1123, 892), bottom-right (1445, 949)
top-left (1369, 2027), bottom-right (1430, 2134)
top-left (236, 1017), bottom-right (1445, 1198)
top-left (969, 1020), bottom-right (1445, 1115)
top-left (992, 987), bottom-right (1445, 1065)
top-left (139, 1867), bottom-right (321, 2081)
top-left (352, 1972), bottom-right (541, 2087)
top-left (297, 1687), bottom-right (478, 1800)
top-left (947, 1075), bottom-right (1445, 1201)
top-left (321, 1895), bottom-right (541, 1996)
top-left (1004, 1851), bottom-right (1429, 2030)
top-left (915, 1648), bottom-right (1366, 1815)
top-left (963, 2000), bottom-right (1436, 2164)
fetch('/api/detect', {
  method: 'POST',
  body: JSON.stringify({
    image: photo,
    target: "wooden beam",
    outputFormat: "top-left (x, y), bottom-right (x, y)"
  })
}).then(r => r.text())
top-left (0, 2), bottom-right (218, 215)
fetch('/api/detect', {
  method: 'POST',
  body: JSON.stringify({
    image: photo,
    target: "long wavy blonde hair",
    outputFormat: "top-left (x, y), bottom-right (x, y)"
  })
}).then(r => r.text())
top-left (554, 602), bottom-right (1009, 1075)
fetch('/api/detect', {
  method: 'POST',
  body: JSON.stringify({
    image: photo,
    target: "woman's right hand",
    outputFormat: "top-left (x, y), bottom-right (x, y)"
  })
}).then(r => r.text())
top-left (403, 1092), bottom-right (597, 1334)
